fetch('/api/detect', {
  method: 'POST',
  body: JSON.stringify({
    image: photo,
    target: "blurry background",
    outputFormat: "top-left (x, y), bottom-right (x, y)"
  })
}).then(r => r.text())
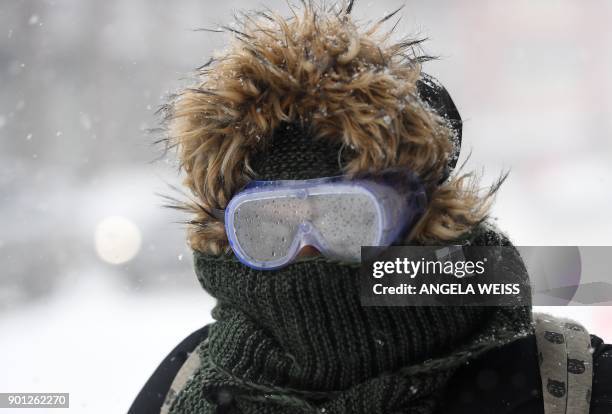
top-left (0, 0), bottom-right (611, 412)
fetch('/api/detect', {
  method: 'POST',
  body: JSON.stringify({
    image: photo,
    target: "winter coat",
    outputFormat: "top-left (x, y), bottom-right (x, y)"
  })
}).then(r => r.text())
top-left (129, 324), bottom-right (612, 414)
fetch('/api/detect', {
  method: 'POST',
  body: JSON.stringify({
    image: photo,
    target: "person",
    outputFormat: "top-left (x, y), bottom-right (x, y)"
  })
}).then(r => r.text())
top-left (130, 2), bottom-right (611, 413)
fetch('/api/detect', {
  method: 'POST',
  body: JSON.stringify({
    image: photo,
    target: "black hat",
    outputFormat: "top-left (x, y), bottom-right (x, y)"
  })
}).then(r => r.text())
top-left (417, 73), bottom-right (463, 182)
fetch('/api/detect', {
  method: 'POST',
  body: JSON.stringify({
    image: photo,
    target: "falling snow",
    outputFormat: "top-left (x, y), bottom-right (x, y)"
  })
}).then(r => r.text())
top-left (1, 3), bottom-right (611, 414)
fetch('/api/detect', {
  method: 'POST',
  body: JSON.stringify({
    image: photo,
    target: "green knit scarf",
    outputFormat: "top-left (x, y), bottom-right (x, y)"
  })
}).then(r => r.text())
top-left (167, 225), bottom-right (533, 414)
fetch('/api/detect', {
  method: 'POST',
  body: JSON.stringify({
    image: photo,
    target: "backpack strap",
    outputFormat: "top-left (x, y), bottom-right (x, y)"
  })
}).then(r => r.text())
top-left (160, 340), bottom-right (206, 414)
top-left (533, 312), bottom-right (593, 414)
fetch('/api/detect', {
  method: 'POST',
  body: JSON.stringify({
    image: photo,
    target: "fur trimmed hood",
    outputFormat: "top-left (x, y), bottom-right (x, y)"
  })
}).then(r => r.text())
top-left (164, 2), bottom-right (497, 254)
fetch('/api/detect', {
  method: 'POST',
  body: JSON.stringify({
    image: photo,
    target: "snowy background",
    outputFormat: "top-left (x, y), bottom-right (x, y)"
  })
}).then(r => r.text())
top-left (0, 0), bottom-right (611, 412)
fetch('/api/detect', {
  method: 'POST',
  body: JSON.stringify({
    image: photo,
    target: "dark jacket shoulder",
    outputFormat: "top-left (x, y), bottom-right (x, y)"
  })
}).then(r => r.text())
top-left (129, 326), bottom-right (209, 414)
top-left (441, 333), bottom-right (612, 414)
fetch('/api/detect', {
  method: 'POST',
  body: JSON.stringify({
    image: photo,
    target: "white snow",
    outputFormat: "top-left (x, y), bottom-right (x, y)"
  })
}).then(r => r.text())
top-left (0, 273), bottom-right (215, 414)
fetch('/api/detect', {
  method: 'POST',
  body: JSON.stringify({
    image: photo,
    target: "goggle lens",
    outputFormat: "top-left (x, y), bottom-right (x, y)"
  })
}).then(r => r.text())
top-left (225, 172), bottom-right (426, 270)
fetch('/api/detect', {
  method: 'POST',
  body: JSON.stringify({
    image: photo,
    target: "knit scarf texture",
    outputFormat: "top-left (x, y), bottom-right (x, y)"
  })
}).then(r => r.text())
top-left (168, 226), bottom-right (533, 414)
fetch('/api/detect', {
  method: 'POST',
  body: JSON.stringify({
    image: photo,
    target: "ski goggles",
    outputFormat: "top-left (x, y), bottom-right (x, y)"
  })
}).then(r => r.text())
top-left (223, 170), bottom-right (427, 270)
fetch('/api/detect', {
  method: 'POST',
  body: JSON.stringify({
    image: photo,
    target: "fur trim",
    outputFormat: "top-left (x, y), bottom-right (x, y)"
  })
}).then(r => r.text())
top-left (163, 2), bottom-right (498, 254)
